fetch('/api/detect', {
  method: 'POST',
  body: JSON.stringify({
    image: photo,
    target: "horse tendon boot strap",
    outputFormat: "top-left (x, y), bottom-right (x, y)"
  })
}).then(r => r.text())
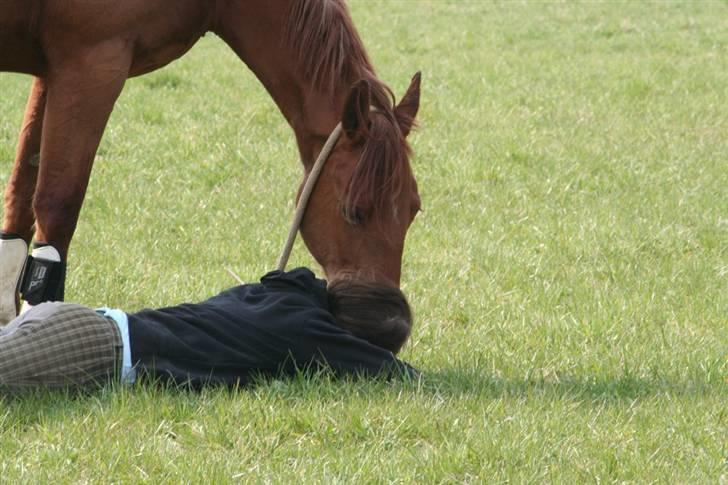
top-left (19, 244), bottom-right (66, 305)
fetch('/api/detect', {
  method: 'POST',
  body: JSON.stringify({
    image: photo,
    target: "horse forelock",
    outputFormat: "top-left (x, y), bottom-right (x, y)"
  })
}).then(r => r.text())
top-left (341, 92), bottom-right (413, 228)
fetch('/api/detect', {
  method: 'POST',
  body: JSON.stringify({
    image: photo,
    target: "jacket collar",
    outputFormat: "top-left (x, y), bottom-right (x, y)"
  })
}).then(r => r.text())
top-left (261, 267), bottom-right (329, 309)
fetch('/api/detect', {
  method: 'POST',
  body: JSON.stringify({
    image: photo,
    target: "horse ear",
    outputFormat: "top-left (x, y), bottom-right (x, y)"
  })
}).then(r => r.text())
top-left (342, 79), bottom-right (371, 141)
top-left (395, 72), bottom-right (421, 137)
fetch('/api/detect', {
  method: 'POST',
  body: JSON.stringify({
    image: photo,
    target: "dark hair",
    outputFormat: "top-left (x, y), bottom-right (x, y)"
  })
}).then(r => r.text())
top-left (327, 280), bottom-right (413, 354)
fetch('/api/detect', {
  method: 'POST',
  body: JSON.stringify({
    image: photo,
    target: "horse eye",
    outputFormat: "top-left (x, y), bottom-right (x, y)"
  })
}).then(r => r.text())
top-left (341, 206), bottom-right (364, 225)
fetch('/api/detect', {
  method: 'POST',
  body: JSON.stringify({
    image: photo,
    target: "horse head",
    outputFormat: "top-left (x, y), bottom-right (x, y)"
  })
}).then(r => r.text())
top-left (299, 73), bottom-right (422, 289)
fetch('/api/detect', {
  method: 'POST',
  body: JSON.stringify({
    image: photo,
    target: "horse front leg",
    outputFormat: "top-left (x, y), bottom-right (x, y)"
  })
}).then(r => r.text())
top-left (0, 77), bottom-right (47, 325)
top-left (18, 44), bottom-right (130, 309)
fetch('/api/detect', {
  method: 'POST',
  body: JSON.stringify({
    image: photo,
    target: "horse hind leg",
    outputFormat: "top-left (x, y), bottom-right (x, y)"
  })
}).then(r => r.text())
top-left (0, 77), bottom-right (46, 325)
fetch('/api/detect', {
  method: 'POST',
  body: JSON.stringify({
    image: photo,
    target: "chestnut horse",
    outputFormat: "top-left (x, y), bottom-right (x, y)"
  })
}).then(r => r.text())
top-left (0, 0), bottom-right (421, 324)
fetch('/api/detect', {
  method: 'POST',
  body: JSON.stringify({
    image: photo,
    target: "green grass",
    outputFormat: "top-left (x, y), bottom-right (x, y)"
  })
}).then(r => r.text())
top-left (1, 1), bottom-right (726, 482)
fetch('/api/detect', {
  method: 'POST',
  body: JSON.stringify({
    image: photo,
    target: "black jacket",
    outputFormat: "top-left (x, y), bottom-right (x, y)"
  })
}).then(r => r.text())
top-left (128, 268), bottom-right (416, 386)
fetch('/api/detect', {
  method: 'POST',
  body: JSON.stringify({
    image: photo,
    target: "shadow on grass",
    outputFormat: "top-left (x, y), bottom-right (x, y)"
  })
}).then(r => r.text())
top-left (1, 366), bottom-right (724, 431)
top-left (416, 367), bottom-right (725, 401)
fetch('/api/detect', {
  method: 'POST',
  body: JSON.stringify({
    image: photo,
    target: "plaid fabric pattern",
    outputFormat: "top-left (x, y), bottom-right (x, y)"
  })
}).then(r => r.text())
top-left (0, 302), bottom-right (121, 390)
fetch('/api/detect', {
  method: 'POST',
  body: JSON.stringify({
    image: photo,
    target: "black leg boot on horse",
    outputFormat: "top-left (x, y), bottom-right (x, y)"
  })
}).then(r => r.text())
top-left (18, 244), bottom-right (65, 310)
top-left (1, 237), bottom-right (67, 324)
top-left (0, 237), bottom-right (66, 323)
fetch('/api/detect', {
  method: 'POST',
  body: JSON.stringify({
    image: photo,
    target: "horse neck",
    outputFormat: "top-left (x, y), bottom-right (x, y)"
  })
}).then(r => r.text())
top-left (213, 0), bottom-right (369, 169)
top-left (0, 3), bottom-right (28, 31)
top-left (287, 87), bottom-right (352, 171)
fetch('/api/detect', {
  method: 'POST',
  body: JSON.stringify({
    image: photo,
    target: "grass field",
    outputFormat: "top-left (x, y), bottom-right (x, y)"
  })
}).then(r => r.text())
top-left (1, 1), bottom-right (726, 482)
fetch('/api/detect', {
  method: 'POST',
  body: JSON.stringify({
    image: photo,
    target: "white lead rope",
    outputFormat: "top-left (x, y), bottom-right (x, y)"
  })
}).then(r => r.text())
top-left (276, 122), bottom-right (344, 271)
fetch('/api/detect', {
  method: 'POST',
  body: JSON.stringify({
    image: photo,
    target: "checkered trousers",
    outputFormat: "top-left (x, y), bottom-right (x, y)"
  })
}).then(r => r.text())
top-left (0, 302), bottom-right (122, 391)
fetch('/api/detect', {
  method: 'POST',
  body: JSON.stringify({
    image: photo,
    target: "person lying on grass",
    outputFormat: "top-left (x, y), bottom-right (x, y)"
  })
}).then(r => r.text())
top-left (0, 267), bottom-right (416, 391)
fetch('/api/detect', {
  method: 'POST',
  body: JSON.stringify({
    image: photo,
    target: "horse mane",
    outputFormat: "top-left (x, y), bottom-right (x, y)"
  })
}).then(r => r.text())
top-left (285, 0), bottom-right (414, 225)
top-left (285, 0), bottom-right (374, 92)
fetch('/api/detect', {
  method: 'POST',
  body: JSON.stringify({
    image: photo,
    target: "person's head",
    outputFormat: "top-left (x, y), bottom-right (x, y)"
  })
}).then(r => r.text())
top-left (327, 278), bottom-right (413, 354)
